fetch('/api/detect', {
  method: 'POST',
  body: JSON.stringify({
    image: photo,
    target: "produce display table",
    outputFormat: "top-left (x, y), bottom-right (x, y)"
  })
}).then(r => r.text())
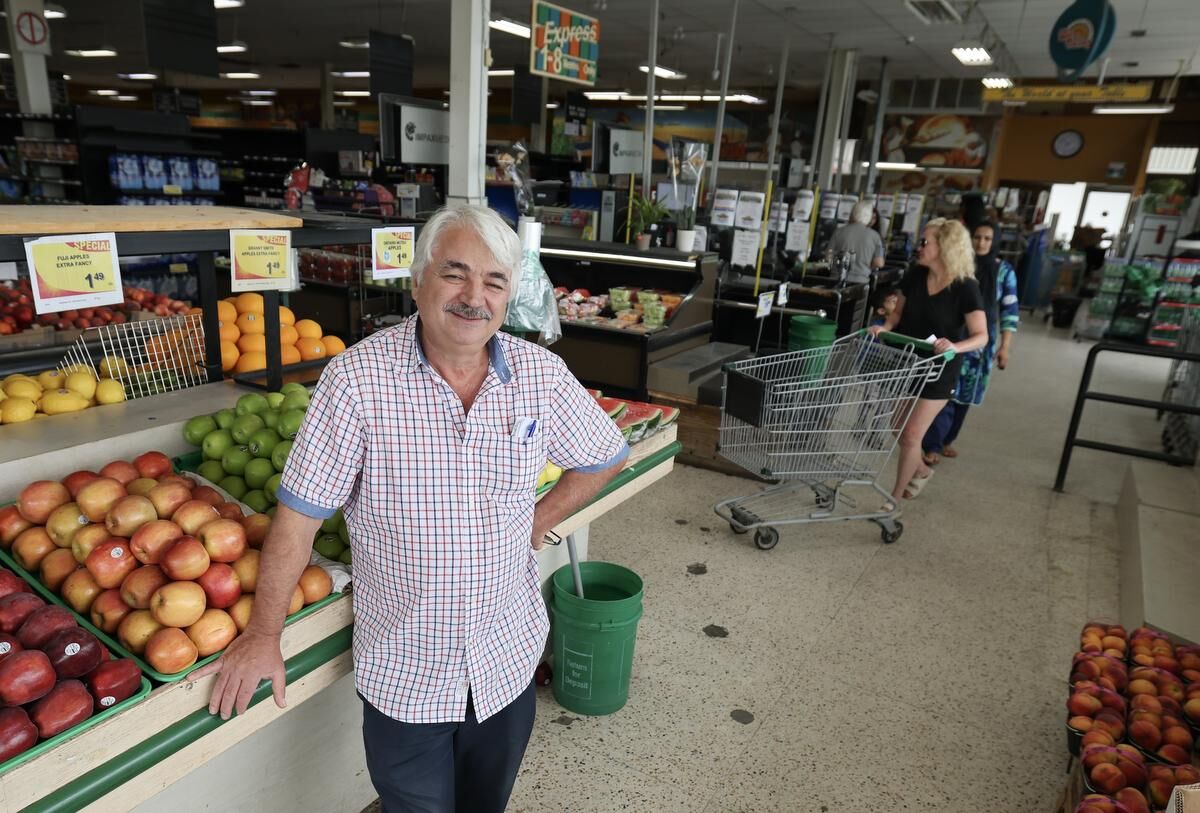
top-left (0, 380), bottom-right (679, 812)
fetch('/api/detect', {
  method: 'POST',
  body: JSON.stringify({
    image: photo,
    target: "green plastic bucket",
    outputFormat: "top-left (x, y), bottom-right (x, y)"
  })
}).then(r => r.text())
top-left (551, 562), bottom-right (644, 716)
top-left (788, 314), bottom-right (836, 349)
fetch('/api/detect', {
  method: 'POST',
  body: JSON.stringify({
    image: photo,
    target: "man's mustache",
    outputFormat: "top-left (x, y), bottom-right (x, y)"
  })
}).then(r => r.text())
top-left (443, 302), bottom-right (493, 320)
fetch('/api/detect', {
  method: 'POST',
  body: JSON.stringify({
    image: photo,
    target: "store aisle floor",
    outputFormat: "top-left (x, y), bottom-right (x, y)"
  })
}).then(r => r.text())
top-left (505, 321), bottom-right (1173, 812)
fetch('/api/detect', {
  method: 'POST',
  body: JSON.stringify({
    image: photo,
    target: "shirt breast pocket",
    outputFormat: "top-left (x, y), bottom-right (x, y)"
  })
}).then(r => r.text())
top-left (479, 429), bottom-right (544, 498)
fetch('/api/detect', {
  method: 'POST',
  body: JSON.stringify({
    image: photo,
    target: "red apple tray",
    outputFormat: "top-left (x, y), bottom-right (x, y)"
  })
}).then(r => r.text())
top-left (0, 545), bottom-right (343, 683)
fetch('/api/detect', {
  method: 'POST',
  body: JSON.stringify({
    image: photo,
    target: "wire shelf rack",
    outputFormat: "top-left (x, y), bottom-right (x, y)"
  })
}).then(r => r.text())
top-left (58, 314), bottom-right (208, 400)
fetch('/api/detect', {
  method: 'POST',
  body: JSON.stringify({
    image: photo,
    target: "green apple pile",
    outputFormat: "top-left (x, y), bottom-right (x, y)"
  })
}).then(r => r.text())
top-left (312, 509), bottom-right (351, 566)
top-left (181, 383), bottom-right (310, 515)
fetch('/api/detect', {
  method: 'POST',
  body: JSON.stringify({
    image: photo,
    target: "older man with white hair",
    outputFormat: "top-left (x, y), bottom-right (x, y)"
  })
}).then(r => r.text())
top-left (193, 204), bottom-right (629, 813)
top-left (828, 199), bottom-right (885, 285)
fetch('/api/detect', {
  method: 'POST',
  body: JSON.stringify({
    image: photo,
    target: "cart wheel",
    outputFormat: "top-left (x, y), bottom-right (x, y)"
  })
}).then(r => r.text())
top-left (880, 522), bottom-right (903, 545)
top-left (814, 494), bottom-right (834, 510)
top-left (729, 522), bottom-right (749, 535)
top-left (754, 528), bottom-right (779, 550)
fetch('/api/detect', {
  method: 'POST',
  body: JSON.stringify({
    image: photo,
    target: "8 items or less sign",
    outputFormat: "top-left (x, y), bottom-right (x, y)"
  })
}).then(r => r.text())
top-left (230, 230), bottom-right (292, 292)
top-left (24, 232), bottom-right (123, 314)
top-left (371, 226), bottom-right (415, 280)
top-left (530, 1), bottom-right (599, 86)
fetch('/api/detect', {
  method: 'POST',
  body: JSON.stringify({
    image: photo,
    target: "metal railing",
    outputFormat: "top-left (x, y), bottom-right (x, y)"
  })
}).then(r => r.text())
top-left (1054, 341), bottom-right (1200, 492)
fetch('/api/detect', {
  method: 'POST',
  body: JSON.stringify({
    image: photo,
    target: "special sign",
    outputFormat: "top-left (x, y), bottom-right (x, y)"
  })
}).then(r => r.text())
top-left (24, 233), bottom-right (124, 314)
top-left (530, 1), bottom-right (599, 87)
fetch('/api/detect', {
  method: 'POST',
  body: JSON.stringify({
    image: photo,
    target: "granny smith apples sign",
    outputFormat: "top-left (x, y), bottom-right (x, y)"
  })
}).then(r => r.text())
top-left (1050, 0), bottom-right (1116, 81)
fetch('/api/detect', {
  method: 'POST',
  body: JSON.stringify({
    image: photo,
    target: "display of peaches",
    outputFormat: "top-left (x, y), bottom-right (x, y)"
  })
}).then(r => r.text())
top-left (1128, 628), bottom-right (1184, 676)
top-left (1073, 652), bottom-right (1130, 694)
top-left (1082, 622), bottom-right (1129, 659)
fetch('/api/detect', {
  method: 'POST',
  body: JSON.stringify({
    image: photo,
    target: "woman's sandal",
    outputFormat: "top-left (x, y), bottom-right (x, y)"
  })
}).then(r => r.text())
top-left (942, 445), bottom-right (958, 459)
top-left (923, 452), bottom-right (941, 466)
top-left (904, 469), bottom-right (934, 499)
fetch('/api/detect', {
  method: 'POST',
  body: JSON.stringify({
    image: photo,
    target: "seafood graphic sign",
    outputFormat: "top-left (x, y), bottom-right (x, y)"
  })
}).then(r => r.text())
top-left (1049, 0), bottom-right (1116, 81)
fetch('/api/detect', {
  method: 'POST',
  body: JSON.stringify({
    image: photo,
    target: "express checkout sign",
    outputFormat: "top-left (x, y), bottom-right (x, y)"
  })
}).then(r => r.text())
top-left (529, 1), bottom-right (599, 87)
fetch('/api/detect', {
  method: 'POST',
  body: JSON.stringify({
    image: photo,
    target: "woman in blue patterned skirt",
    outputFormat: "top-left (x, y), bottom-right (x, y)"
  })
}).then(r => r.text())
top-left (922, 221), bottom-right (1019, 463)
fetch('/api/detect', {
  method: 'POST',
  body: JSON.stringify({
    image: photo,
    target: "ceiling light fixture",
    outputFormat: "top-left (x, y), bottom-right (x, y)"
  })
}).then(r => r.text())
top-left (90, 89), bottom-right (120, 96)
top-left (488, 69), bottom-right (515, 77)
top-left (217, 40), bottom-right (248, 54)
top-left (339, 37), bottom-right (370, 49)
top-left (66, 47), bottom-right (118, 58)
top-left (118, 72), bottom-right (158, 80)
top-left (0, 53), bottom-right (9, 60)
top-left (61, 74), bottom-right (71, 81)
top-left (951, 42), bottom-right (993, 66)
top-left (331, 70), bottom-right (370, 78)
top-left (333, 100), bottom-right (356, 107)
top-left (115, 95), bottom-right (139, 102)
top-left (639, 104), bottom-right (686, 111)
top-left (1093, 103), bottom-right (1175, 115)
top-left (582, 91), bottom-right (627, 100)
top-left (242, 99), bottom-right (272, 106)
top-left (546, 102), bottom-right (559, 109)
top-left (640, 64), bottom-right (686, 80)
top-left (489, 18), bottom-right (531, 38)
top-left (862, 161), bottom-right (920, 170)
top-left (982, 74), bottom-right (1013, 89)
top-left (220, 71), bottom-right (261, 79)
top-left (44, 4), bottom-right (67, 19)
top-left (336, 90), bottom-right (371, 97)
top-left (214, 0), bottom-right (245, 8)
top-left (244, 89), bottom-right (276, 96)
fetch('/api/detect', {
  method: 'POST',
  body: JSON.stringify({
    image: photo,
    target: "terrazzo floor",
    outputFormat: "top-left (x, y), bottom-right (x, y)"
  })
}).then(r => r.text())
top-left (374, 318), bottom-right (1174, 812)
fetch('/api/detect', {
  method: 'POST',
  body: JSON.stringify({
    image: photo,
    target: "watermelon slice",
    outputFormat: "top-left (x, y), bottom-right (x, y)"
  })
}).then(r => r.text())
top-left (616, 411), bottom-right (648, 442)
top-left (585, 388), bottom-right (604, 399)
top-left (617, 402), bottom-right (664, 442)
top-left (622, 401), bottom-right (678, 428)
top-left (595, 397), bottom-right (627, 420)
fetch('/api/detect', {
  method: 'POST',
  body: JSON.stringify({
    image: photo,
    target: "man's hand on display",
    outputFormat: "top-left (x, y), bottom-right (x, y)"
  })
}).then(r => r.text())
top-left (996, 347), bottom-right (1009, 369)
top-left (189, 629), bottom-right (287, 720)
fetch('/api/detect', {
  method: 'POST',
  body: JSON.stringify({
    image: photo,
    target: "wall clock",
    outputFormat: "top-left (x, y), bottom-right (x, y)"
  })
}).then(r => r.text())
top-left (1053, 129), bottom-right (1085, 158)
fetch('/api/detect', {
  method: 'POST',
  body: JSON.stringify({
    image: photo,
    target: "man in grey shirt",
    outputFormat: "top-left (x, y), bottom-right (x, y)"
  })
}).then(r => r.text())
top-left (828, 200), bottom-right (885, 285)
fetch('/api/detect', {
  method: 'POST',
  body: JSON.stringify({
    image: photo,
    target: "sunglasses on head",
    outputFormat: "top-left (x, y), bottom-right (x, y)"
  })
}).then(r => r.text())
top-left (918, 238), bottom-right (928, 248)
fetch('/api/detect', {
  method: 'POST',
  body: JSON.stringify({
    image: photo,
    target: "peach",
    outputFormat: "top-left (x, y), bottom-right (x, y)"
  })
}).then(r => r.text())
top-left (1068, 692), bottom-right (1104, 716)
top-left (1128, 678), bottom-right (1158, 696)
top-left (1101, 635), bottom-right (1126, 652)
top-left (1090, 761), bottom-right (1127, 793)
top-left (1115, 788), bottom-right (1150, 813)
top-left (1157, 743), bottom-right (1190, 765)
top-left (1175, 765), bottom-right (1200, 785)
top-left (1068, 715), bottom-right (1094, 732)
top-left (1128, 720), bottom-right (1162, 751)
top-left (1183, 697), bottom-right (1200, 722)
top-left (1130, 694), bottom-right (1163, 714)
top-left (1148, 778), bottom-right (1175, 809)
top-left (1081, 729), bottom-right (1115, 749)
top-left (1162, 725), bottom-right (1194, 750)
top-left (1116, 755), bottom-right (1148, 788)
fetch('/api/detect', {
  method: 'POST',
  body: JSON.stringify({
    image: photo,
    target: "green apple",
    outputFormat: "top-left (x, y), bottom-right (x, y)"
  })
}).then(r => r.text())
top-left (248, 428), bottom-right (281, 458)
top-left (219, 475), bottom-right (248, 500)
top-left (183, 415), bottom-right (217, 446)
top-left (278, 409), bottom-right (305, 439)
top-left (222, 445), bottom-right (253, 476)
top-left (338, 548), bottom-right (352, 566)
top-left (213, 408), bottom-right (236, 430)
top-left (244, 458), bottom-right (275, 490)
top-left (281, 391), bottom-right (309, 412)
top-left (202, 429), bottom-right (234, 461)
top-left (236, 393), bottom-right (270, 416)
top-left (197, 460), bottom-right (226, 484)
top-left (271, 440), bottom-right (293, 473)
top-left (231, 414), bottom-right (265, 445)
top-left (280, 382), bottom-right (308, 398)
top-left (266, 392), bottom-right (286, 409)
top-left (243, 490), bottom-right (271, 514)
top-left (321, 508), bottom-right (343, 535)
top-left (265, 473), bottom-right (282, 504)
top-left (313, 534), bottom-right (345, 560)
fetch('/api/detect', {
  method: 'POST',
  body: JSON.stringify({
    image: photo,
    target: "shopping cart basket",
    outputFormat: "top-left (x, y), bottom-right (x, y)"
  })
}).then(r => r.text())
top-left (713, 331), bottom-right (954, 550)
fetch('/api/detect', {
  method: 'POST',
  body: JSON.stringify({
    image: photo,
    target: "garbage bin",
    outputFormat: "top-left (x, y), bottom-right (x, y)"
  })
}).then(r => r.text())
top-left (1051, 295), bottom-right (1082, 328)
top-left (550, 562), bottom-right (644, 716)
top-left (787, 314), bottom-right (837, 351)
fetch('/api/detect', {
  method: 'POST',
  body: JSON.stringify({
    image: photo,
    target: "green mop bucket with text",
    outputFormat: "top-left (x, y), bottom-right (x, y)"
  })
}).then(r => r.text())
top-left (788, 314), bottom-right (837, 351)
top-left (551, 562), bottom-right (644, 716)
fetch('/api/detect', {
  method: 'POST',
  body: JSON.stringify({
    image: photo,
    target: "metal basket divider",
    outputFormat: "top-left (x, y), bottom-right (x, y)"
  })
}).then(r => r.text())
top-left (102, 322), bottom-right (138, 400)
top-left (185, 313), bottom-right (208, 387)
top-left (165, 316), bottom-right (196, 390)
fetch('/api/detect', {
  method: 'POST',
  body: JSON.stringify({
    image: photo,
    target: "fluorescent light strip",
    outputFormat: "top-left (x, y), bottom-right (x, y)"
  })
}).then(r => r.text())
top-left (862, 161), bottom-right (919, 170)
top-left (640, 104), bottom-right (686, 111)
top-left (214, 0), bottom-right (244, 7)
top-left (118, 72), bottom-right (158, 80)
top-left (1094, 104), bottom-right (1175, 115)
top-left (115, 95), bottom-right (138, 102)
top-left (44, 5), bottom-right (67, 19)
top-left (951, 45), bottom-right (992, 66)
top-left (583, 90), bottom-right (764, 104)
top-left (488, 69), bottom-right (515, 77)
top-left (66, 48), bottom-right (118, 58)
top-left (331, 70), bottom-right (370, 78)
top-left (333, 101), bottom-right (356, 107)
top-left (336, 90), bottom-right (371, 97)
top-left (640, 64), bottom-right (686, 80)
top-left (244, 89), bottom-right (276, 96)
top-left (489, 18), bottom-right (531, 38)
top-left (90, 89), bottom-right (120, 96)
top-left (982, 75), bottom-right (1013, 89)
top-left (0, 53), bottom-right (10, 60)
top-left (221, 72), bottom-right (261, 79)
top-left (217, 41), bottom-right (248, 54)
top-left (242, 99), bottom-right (272, 106)
top-left (339, 37), bottom-right (370, 49)
top-left (546, 102), bottom-right (559, 109)
top-left (539, 247), bottom-right (696, 269)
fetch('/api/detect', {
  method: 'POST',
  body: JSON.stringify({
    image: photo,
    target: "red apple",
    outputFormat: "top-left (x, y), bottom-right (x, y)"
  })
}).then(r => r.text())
top-left (0, 505), bottom-right (33, 549)
top-left (104, 495), bottom-right (157, 538)
top-left (0, 707), bottom-right (37, 762)
top-left (15, 605), bottom-right (75, 649)
top-left (147, 482), bottom-right (192, 520)
top-left (76, 478), bottom-right (127, 523)
top-left (196, 563), bottom-right (242, 609)
top-left (149, 581), bottom-right (207, 628)
top-left (216, 502), bottom-right (244, 521)
top-left (191, 486), bottom-right (224, 508)
top-left (17, 480), bottom-right (70, 525)
top-left (288, 586), bottom-right (304, 615)
top-left (298, 565), bottom-right (332, 605)
top-left (38, 548), bottom-right (79, 592)
top-left (231, 550), bottom-right (260, 593)
top-left (159, 537), bottom-right (210, 581)
top-left (120, 565), bottom-right (169, 610)
top-left (90, 588), bottom-right (133, 634)
top-left (12, 527), bottom-right (57, 571)
top-left (70, 524), bottom-right (111, 564)
top-left (186, 608), bottom-right (237, 656)
top-left (228, 595), bottom-right (254, 632)
top-left (241, 513), bottom-right (271, 548)
top-left (43, 626), bottom-right (104, 679)
top-left (45, 502), bottom-right (89, 548)
top-left (28, 679), bottom-right (93, 738)
top-left (197, 519), bottom-right (246, 564)
top-left (126, 478), bottom-right (158, 497)
top-left (171, 500), bottom-right (220, 536)
top-left (130, 519), bottom-right (183, 565)
top-left (144, 627), bottom-right (198, 674)
top-left (85, 539), bottom-right (139, 589)
top-left (0, 570), bottom-right (30, 601)
top-left (85, 659), bottom-right (142, 709)
top-left (116, 610), bottom-right (162, 655)
top-left (98, 460), bottom-right (138, 486)
top-left (60, 569), bottom-right (102, 614)
top-left (156, 474), bottom-right (194, 491)
top-left (61, 470), bottom-right (100, 499)
top-left (0, 650), bottom-right (55, 705)
top-left (133, 451), bottom-right (172, 480)
top-left (0, 593), bottom-right (45, 634)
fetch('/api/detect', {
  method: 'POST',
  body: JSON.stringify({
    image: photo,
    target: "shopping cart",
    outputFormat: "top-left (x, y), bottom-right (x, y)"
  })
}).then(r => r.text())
top-left (713, 331), bottom-right (954, 550)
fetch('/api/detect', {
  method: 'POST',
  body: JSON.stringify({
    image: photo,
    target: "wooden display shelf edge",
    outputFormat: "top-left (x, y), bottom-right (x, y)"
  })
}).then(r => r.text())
top-left (0, 594), bottom-right (352, 810)
top-left (0, 205), bottom-right (303, 236)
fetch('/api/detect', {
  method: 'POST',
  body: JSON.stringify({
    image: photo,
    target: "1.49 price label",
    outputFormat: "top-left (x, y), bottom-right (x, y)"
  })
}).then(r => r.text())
top-left (230, 229), bottom-right (293, 293)
top-left (371, 226), bottom-right (415, 280)
top-left (23, 232), bottom-right (124, 315)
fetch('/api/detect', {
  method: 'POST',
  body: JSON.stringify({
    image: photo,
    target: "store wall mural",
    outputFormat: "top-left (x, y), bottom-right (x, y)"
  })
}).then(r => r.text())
top-left (877, 113), bottom-right (995, 196)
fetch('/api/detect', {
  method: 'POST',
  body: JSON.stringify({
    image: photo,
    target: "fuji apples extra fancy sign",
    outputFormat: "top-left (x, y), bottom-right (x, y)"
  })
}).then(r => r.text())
top-left (530, 1), bottom-right (599, 86)
top-left (1049, 0), bottom-right (1116, 81)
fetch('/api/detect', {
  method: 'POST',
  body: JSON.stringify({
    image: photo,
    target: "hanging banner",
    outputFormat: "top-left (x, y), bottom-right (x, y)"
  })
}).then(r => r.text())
top-left (530, 1), bottom-right (600, 87)
top-left (983, 82), bottom-right (1150, 103)
top-left (230, 230), bottom-right (293, 293)
top-left (1049, 0), bottom-right (1116, 82)
top-left (24, 233), bottom-right (123, 314)
top-left (372, 226), bottom-right (416, 280)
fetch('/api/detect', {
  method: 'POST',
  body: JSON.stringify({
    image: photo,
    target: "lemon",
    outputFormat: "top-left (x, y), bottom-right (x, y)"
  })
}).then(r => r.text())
top-left (65, 370), bottom-right (98, 400)
top-left (0, 397), bottom-right (37, 424)
top-left (95, 379), bottom-right (126, 405)
top-left (0, 388), bottom-right (6, 403)
top-left (98, 356), bottom-right (129, 380)
top-left (37, 369), bottom-right (68, 390)
top-left (61, 363), bottom-right (92, 377)
top-left (3, 378), bottom-right (42, 401)
top-left (41, 388), bottom-right (90, 416)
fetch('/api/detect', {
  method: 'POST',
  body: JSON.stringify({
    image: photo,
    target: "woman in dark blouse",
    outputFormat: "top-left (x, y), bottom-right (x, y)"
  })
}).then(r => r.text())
top-left (868, 218), bottom-right (988, 504)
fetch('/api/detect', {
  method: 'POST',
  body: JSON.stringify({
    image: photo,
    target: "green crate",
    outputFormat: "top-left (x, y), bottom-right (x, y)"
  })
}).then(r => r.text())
top-left (0, 543), bottom-right (346, 683)
top-left (0, 676), bottom-right (151, 776)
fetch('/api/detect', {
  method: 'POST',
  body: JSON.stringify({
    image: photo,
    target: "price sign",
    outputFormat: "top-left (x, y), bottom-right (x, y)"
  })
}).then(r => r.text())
top-left (23, 232), bottom-right (123, 314)
top-left (776, 282), bottom-right (789, 306)
top-left (371, 226), bottom-right (415, 280)
top-left (230, 230), bottom-right (293, 292)
top-left (756, 290), bottom-right (775, 319)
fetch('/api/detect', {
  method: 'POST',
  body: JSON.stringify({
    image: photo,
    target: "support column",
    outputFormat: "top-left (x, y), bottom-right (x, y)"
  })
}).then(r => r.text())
top-left (763, 41), bottom-right (789, 196)
top-left (814, 49), bottom-right (856, 191)
top-left (4, 0), bottom-right (52, 116)
top-left (641, 0), bottom-right (659, 189)
top-left (529, 78), bottom-right (549, 153)
top-left (319, 61), bottom-right (335, 130)
top-left (831, 52), bottom-right (858, 192)
top-left (706, 0), bottom-right (739, 204)
top-left (805, 47), bottom-right (835, 188)
top-left (865, 58), bottom-right (889, 195)
top-left (448, 0), bottom-right (490, 206)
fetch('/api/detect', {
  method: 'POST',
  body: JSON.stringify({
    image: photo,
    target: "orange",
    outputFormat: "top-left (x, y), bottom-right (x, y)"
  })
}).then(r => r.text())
top-left (278, 306), bottom-right (296, 326)
top-left (281, 345), bottom-right (302, 366)
top-left (234, 292), bottom-right (264, 315)
top-left (235, 351), bottom-right (266, 373)
top-left (296, 337), bottom-right (327, 361)
top-left (280, 324), bottom-right (299, 346)
top-left (237, 334), bottom-right (267, 354)
top-left (321, 335), bottom-right (347, 356)
top-left (294, 319), bottom-right (322, 340)
top-left (218, 321), bottom-right (240, 343)
top-left (220, 341), bottom-right (240, 372)
top-left (236, 312), bottom-right (265, 335)
top-left (216, 301), bottom-right (237, 323)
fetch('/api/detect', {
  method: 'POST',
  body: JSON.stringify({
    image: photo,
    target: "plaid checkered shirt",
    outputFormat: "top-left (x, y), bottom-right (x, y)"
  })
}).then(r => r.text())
top-left (277, 316), bottom-right (629, 722)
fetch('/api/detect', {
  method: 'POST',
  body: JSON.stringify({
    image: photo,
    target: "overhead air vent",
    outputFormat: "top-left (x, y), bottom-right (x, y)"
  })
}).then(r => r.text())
top-left (904, 0), bottom-right (963, 25)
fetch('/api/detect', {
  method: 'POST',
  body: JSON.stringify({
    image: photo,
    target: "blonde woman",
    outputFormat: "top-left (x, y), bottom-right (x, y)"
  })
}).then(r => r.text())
top-left (868, 218), bottom-right (988, 503)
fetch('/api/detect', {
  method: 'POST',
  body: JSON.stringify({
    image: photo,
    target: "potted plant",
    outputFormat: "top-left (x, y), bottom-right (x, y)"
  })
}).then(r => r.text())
top-left (675, 206), bottom-right (698, 252)
top-left (630, 193), bottom-right (668, 251)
